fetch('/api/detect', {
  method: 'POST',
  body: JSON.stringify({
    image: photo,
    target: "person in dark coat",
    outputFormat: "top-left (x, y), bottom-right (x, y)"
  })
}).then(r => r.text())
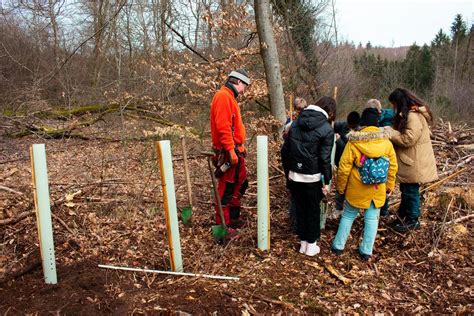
top-left (281, 96), bottom-right (336, 256)
top-left (334, 111), bottom-right (360, 213)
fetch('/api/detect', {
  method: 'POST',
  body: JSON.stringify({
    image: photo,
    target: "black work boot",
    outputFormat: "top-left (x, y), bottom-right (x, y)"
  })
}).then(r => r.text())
top-left (358, 250), bottom-right (370, 262)
top-left (388, 217), bottom-right (404, 228)
top-left (393, 219), bottom-right (420, 233)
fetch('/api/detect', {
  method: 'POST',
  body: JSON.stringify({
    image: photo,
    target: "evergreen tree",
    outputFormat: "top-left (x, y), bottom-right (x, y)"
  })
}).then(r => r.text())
top-left (403, 43), bottom-right (434, 94)
top-left (431, 29), bottom-right (450, 48)
top-left (451, 14), bottom-right (467, 44)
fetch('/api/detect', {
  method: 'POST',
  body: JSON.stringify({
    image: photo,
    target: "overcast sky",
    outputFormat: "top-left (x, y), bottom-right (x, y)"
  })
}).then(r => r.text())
top-left (336, 0), bottom-right (473, 47)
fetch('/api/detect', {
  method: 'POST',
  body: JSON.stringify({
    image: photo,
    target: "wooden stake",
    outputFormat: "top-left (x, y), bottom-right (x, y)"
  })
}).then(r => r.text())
top-left (180, 136), bottom-right (193, 206)
top-left (289, 94), bottom-right (293, 122)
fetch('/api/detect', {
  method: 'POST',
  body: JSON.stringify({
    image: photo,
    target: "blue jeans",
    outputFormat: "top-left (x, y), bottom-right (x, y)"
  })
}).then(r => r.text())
top-left (399, 183), bottom-right (420, 221)
top-left (332, 201), bottom-right (380, 255)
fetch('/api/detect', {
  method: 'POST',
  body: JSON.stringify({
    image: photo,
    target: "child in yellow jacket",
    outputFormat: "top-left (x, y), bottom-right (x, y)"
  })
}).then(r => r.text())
top-left (331, 108), bottom-right (398, 261)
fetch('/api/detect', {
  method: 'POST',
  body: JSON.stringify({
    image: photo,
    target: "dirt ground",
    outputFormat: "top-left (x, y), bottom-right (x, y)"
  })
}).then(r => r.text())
top-left (0, 113), bottom-right (473, 314)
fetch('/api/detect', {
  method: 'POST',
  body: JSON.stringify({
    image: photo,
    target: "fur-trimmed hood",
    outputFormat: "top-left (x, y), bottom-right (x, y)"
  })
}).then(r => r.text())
top-left (347, 126), bottom-right (392, 159)
top-left (347, 128), bottom-right (391, 141)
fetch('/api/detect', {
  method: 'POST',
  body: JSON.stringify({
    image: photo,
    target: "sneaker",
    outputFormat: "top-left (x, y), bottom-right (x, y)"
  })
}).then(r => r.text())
top-left (331, 246), bottom-right (343, 256)
top-left (299, 241), bottom-right (308, 254)
top-left (329, 209), bottom-right (343, 219)
top-left (358, 251), bottom-right (370, 262)
top-left (305, 242), bottom-right (320, 256)
top-left (393, 220), bottom-right (420, 233)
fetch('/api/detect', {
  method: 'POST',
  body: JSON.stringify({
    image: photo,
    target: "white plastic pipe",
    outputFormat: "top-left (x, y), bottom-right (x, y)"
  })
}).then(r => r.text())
top-left (156, 140), bottom-right (183, 272)
top-left (257, 136), bottom-right (270, 251)
top-left (98, 264), bottom-right (239, 281)
top-left (30, 144), bottom-right (57, 284)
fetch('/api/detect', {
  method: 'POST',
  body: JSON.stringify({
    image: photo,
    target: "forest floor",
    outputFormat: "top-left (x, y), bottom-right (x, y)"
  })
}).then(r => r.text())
top-left (0, 109), bottom-right (472, 314)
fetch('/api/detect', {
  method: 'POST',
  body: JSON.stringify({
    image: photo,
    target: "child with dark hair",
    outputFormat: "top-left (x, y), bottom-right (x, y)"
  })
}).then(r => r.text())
top-left (335, 111), bottom-right (361, 166)
top-left (385, 88), bottom-right (438, 232)
top-left (332, 108), bottom-right (398, 261)
top-left (333, 111), bottom-right (360, 213)
top-left (365, 99), bottom-right (395, 127)
top-left (281, 96), bottom-right (335, 256)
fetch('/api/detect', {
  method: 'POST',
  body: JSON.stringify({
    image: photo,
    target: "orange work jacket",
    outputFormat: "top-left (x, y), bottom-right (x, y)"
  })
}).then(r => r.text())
top-left (210, 85), bottom-right (246, 153)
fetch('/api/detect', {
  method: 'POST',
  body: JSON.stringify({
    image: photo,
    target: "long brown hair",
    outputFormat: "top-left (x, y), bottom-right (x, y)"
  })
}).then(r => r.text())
top-left (315, 96), bottom-right (337, 122)
top-left (388, 88), bottom-right (433, 133)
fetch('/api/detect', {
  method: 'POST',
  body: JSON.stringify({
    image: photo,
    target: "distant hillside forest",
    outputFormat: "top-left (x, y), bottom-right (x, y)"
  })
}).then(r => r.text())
top-left (0, 1), bottom-right (472, 121)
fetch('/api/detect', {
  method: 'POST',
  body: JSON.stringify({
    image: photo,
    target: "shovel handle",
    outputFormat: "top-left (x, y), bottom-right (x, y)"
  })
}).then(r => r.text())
top-left (207, 156), bottom-right (226, 228)
top-left (181, 137), bottom-right (193, 206)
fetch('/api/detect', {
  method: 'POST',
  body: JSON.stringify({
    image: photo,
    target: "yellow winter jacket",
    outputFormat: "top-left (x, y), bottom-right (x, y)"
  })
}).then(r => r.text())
top-left (336, 126), bottom-right (398, 209)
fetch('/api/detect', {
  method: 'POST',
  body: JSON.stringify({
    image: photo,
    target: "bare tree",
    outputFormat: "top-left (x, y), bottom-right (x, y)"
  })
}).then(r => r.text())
top-left (254, 0), bottom-right (285, 124)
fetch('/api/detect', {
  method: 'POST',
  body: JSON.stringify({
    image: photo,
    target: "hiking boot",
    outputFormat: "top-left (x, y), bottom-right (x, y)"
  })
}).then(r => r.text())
top-left (305, 242), bottom-right (320, 256)
top-left (229, 218), bottom-right (246, 229)
top-left (387, 218), bottom-right (404, 228)
top-left (380, 208), bottom-right (389, 218)
top-left (331, 246), bottom-right (343, 256)
top-left (299, 241), bottom-right (308, 254)
top-left (358, 251), bottom-right (371, 262)
top-left (393, 220), bottom-right (420, 233)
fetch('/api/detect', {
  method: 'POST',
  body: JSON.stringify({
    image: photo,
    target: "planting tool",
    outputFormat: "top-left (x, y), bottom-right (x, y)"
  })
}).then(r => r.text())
top-left (202, 151), bottom-right (228, 242)
top-left (180, 136), bottom-right (193, 225)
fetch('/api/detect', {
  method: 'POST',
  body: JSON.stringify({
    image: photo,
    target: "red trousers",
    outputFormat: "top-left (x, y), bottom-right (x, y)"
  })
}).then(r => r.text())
top-left (215, 156), bottom-right (248, 225)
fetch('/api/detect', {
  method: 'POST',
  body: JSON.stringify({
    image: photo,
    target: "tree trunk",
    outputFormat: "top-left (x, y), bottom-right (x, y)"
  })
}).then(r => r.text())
top-left (254, 0), bottom-right (286, 124)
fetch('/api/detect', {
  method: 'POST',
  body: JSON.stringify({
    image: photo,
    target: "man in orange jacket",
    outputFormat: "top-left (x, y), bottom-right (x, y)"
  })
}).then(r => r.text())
top-left (210, 69), bottom-right (250, 232)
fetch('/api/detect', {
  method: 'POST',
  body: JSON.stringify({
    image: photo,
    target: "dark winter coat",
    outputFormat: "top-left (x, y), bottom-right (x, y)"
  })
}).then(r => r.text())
top-left (334, 121), bottom-right (351, 167)
top-left (281, 106), bottom-right (334, 185)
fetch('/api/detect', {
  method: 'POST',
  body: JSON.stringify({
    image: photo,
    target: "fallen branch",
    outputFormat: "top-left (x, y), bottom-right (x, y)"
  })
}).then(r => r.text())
top-left (0, 210), bottom-right (34, 226)
top-left (431, 197), bottom-right (454, 251)
top-left (390, 167), bottom-right (469, 210)
top-left (0, 185), bottom-right (23, 195)
top-left (249, 174), bottom-right (283, 186)
top-left (422, 167), bottom-right (468, 193)
top-left (270, 162), bottom-right (285, 176)
top-left (52, 213), bottom-right (76, 235)
top-left (445, 214), bottom-right (474, 226)
top-left (250, 293), bottom-right (299, 311)
top-left (324, 264), bottom-right (352, 285)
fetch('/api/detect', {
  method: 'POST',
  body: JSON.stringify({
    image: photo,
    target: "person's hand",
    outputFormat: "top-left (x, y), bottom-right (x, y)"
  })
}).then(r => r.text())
top-left (335, 133), bottom-right (341, 140)
top-left (322, 184), bottom-right (330, 196)
top-left (229, 150), bottom-right (238, 166)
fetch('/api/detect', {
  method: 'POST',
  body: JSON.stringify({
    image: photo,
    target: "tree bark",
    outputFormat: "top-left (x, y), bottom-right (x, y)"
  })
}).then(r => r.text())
top-left (254, 0), bottom-right (286, 124)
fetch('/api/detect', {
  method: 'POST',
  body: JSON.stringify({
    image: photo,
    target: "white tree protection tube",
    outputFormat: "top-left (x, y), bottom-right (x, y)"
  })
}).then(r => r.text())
top-left (156, 140), bottom-right (183, 272)
top-left (257, 136), bottom-right (270, 251)
top-left (30, 144), bottom-right (57, 284)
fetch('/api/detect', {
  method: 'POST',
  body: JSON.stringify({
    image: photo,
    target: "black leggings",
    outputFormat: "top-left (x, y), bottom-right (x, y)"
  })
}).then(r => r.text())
top-left (288, 180), bottom-right (323, 243)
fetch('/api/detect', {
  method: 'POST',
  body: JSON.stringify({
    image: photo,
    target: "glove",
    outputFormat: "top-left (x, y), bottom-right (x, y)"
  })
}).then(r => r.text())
top-left (229, 150), bottom-right (238, 166)
top-left (322, 185), bottom-right (330, 196)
